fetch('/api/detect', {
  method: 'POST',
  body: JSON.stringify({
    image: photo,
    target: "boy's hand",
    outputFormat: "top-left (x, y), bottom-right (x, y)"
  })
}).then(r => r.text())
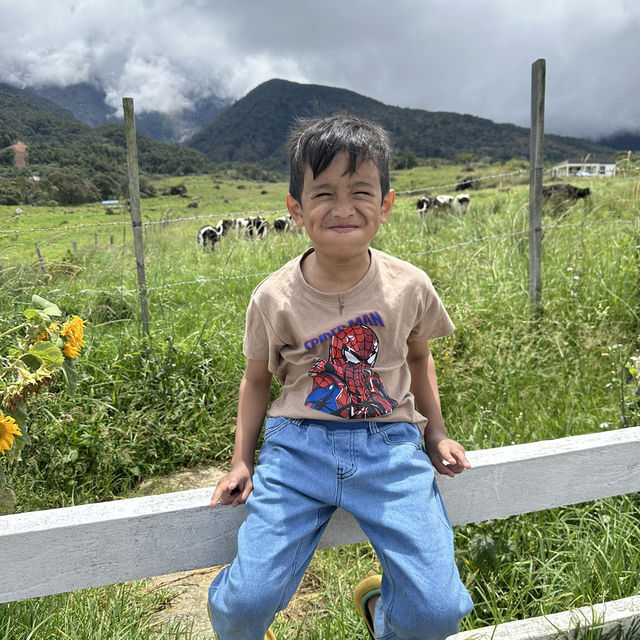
top-left (209, 462), bottom-right (254, 508)
top-left (424, 436), bottom-right (471, 478)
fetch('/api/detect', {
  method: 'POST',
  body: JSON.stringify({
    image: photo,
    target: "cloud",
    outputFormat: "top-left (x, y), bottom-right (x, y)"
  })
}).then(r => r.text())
top-left (0, 0), bottom-right (638, 137)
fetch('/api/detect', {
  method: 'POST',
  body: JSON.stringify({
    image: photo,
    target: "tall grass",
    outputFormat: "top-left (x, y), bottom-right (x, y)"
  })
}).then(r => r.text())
top-left (0, 583), bottom-right (197, 640)
top-left (1, 167), bottom-right (639, 638)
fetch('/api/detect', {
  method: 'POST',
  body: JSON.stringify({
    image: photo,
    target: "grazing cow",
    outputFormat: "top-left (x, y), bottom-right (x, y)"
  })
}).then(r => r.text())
top-left (455, 177), bottom-right (474, 191)
top-left (542, 184), bottom-right (591, 200)
top-left (453, 194), bottom-right (470, 214)
top-left (434, 195), bottom-right (454, 208)
top-left (231, 217), bottom-right (249, 233)
top-left (244, 215), bottom-right (269, 238)
top-left (416, 196), bottom-right (433, 215)
top-left (273, 213), bottom-right (294, 232)
top-left (198, 225), bottom-right (221, 251)
top-left (215, 219), bottom-right (236, 235)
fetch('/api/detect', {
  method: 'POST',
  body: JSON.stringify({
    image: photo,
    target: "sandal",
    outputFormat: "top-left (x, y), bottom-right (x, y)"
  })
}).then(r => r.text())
top-left (353, 574), bottom-right (382, 639)
top-left (265, 628), bottom-right (276, 640)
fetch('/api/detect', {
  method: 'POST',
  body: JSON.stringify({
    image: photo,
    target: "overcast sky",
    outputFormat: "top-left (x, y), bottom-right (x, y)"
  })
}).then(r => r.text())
top-left (1, 0), bottom-right (638, 139)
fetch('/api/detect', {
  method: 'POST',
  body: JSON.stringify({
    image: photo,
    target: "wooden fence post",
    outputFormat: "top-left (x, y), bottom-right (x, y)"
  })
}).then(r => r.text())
top-left (122, 97), bottom-right (151, 338)
top-left (35, 243), bottom-right (46, 274)
top-left (529, 58), bottom-right (545, 313)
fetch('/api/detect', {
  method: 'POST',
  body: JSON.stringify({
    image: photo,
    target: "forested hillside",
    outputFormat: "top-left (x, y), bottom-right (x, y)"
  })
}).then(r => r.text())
top-left (0, 78), bottom-right (622, 206)
top-left (188, 79), bottom-right (617, 168)
top-left (0, 85), bottom-right (213, 205)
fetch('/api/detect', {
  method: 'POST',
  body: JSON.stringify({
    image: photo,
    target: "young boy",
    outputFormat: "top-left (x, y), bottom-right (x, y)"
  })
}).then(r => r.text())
top-left (208, 115), bottom-right (473, 640)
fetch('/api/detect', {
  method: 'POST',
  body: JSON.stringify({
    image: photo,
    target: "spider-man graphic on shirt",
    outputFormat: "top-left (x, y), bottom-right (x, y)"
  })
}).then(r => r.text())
top-left (305, 324), bottom-right (397, 419)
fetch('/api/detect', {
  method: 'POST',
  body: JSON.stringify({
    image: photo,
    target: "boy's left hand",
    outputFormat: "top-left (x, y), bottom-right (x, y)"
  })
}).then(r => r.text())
top-left (425, 437), bottom-right (471, 478)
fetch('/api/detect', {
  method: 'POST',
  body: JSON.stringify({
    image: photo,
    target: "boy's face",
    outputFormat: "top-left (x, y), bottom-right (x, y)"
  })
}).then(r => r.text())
top-left (287, 152), bottom-right (394, 260)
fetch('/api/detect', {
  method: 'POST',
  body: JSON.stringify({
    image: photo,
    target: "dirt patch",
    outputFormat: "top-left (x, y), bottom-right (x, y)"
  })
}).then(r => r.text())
top-left (147, 565), bottom-right (223, 638)
top-left (136, 464), bottom-right (226, 496)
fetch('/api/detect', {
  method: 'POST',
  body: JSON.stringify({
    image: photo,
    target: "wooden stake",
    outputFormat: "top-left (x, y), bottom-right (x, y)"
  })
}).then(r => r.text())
top-left (529, 59), bottom-right (545, 314)
top-left (123, 97), bottom-right (151, 337)
top-left (35, 243), bottom-right (46, 274)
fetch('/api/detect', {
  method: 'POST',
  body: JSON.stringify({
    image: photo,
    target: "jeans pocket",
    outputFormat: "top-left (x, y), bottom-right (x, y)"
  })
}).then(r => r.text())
top-left (376, 422), bottom-right (423, 449)
top-left (262, 416), bottom-right (293, 441)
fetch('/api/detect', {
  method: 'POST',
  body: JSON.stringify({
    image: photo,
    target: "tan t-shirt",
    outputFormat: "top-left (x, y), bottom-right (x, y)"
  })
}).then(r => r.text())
top-left (244, 247), bottom-right (454, 433)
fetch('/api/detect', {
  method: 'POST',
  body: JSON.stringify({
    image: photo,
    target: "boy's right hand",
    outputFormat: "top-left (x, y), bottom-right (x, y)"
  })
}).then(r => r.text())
top-left (209, 462), bottom-right (254, 508)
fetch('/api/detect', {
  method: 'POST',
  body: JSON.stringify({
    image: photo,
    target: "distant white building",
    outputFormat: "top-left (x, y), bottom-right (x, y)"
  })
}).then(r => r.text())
top-left (551, 161), bottom-right (616, 178)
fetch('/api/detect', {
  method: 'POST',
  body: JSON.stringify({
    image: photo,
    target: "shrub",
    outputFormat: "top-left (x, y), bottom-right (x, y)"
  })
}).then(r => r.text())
top-left (44, 171), bottom-right (100, 205)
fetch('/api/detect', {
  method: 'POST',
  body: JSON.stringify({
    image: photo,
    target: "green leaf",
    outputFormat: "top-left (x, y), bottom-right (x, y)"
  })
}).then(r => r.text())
top-left (26, 341), bottom-right (64, 369)
top-left (23, 308), bottom-right (42, 320)
top-left (20, 353), bottom-right (42, 371)
top-left (31, 295), bottom-right (62, 317)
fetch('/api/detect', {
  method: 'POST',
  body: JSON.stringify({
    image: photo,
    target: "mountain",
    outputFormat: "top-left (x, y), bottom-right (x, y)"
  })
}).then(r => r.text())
top-left (595, 131), bottom-right (640, 152)
top-left (0, 84), bottom-right (213, 177)
top-left (0, 82), bottom-right (89, 148)
top-left (30, 83), bottom-right (114, 128)
top-left (30, 82), bottom-right (233, 143)
top-left (188, 79), bottom-right (617, 168)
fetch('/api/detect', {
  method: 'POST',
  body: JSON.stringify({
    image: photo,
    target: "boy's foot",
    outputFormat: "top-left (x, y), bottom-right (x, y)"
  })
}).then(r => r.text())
top-left (353, 574), bottom-right (382, 639)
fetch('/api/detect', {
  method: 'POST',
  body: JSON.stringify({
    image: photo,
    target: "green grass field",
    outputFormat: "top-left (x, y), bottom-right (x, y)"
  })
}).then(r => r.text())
top-left (1, 162), bottom-right (639, 639)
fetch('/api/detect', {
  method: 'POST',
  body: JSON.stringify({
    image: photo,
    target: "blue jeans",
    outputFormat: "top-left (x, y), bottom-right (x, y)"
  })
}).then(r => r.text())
top-left (208, 418), bottom-right (473, 640)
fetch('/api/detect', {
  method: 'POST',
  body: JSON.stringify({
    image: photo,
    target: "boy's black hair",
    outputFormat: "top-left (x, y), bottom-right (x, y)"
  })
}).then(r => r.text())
top-left (287, 114), bottom-right (391, 203)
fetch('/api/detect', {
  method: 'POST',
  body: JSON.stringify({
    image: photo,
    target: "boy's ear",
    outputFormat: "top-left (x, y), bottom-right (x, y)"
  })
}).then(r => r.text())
top-left (287, 194), bottom-right (305, 227)
top-left (380, 189), bottom-right (395, 223)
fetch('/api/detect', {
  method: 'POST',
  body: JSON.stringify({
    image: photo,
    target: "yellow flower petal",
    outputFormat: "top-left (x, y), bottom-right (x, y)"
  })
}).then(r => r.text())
top-left (61, 316), bottom-right (86, 357)
top-left (0, 412), bottom-right (21, 455)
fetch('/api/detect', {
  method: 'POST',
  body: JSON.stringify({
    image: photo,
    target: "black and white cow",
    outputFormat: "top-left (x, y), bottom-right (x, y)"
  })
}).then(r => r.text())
top-left (197, 225), bottom-right (221, 251)
top-left (434, 195), bottom-right (454, 208)
top-left (453, 194), bottom-right (470, 214)
top-left (215, 219), bottom-right (236, 236)
top-left (416, 196), bottom-right (434, 215)
top-left (273, 213), bottom-right (294, 232)
top-left (244, 215), bottom-right (269, 238)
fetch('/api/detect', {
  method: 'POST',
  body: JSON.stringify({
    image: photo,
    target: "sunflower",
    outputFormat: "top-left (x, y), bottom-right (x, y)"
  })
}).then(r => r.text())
top-left (61, 315), bottom-right (86, 359)
top-left (0, 412), bottom-right (21, 455)
top-left (34, 323), bottom-right (59, 343)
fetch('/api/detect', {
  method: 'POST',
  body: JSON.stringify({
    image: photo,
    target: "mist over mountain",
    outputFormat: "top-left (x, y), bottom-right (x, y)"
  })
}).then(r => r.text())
top-left (30, 83), bottom-right (233, 143)
top-left (594, 131), bottom-right (640, 153)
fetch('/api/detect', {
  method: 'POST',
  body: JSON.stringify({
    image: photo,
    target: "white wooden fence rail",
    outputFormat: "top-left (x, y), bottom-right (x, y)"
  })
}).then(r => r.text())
top-left (2, 427), bottom-right (640, 640)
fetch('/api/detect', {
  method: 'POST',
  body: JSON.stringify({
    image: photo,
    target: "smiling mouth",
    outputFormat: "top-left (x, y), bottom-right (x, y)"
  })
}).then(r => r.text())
top-left (328, 225), bottom-right (359, 232)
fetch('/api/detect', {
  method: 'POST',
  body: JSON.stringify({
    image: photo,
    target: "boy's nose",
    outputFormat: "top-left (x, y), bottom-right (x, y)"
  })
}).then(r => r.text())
top-left (332, 198), bottom-right (355, 216)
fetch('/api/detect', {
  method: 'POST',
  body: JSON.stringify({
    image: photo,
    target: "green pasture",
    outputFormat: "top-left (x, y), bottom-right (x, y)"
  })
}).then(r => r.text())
top-left (1, 163), bottom-right (639, 639)
top-left (0, 160), bottom-right (532, 266)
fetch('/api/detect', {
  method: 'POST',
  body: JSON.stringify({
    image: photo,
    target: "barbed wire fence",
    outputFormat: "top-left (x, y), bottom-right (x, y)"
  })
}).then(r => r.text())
top-left (2, 170), bottom-right (639, 320)
top-left (0, 164), bottom-right (534, 302)
top-left (0, 167), bottom-right (532, 237)
top-left (1, 216), bottom-right (637, 296)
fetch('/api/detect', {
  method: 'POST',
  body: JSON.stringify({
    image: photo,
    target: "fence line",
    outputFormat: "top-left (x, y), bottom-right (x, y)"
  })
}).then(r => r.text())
top-left (0, 166), bottom-right (561, 236)
top-left (397, 168), bottom-right (531, 196)
top-left (1, 168), bottom-right (634, 240)
top-left (13, 216), bottom-right (628, 301)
